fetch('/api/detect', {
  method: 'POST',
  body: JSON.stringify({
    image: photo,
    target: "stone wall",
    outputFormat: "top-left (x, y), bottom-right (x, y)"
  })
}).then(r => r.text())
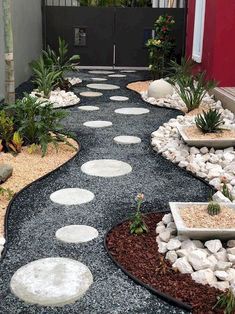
top-left (0, 0), bottom-right (42, 101)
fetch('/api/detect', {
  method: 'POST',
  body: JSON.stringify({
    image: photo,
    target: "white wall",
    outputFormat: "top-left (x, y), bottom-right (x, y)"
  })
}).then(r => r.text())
top-left (0, 0), bottom-right (43, 100)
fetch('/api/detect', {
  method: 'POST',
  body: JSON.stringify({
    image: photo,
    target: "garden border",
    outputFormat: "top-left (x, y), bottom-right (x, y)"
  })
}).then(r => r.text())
top-left (104, 212), bottom-right (192, 313)
top-left (1, 139), bottom-right (81, 261)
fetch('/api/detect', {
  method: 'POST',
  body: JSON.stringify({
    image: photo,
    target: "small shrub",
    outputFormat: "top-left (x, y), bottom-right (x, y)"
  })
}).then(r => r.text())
top-left (130, 193), bottom-right (148, 235)
top-left (4, 94), bottom-right (75, 157)
top-left (195, 108), bottom-right (224, 133)
top-left (0, 186), bottom-right (14, 200)
top-left (168, 57), bottom-right (196, 83)
top-left (169, 72), bottom-right (217, 112)
top-left (31, 57), bottom-right (62, 98)
top-left (207, 201), bottom-right (221, 216)
top-left (0, 110), bottom-right (15, 152)
top-left (213, 289), bottom-right (235, 314)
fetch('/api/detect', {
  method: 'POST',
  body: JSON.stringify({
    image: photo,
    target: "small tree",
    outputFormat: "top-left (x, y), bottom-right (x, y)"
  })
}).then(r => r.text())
top-left (2, 0), bottom-right (15, 104)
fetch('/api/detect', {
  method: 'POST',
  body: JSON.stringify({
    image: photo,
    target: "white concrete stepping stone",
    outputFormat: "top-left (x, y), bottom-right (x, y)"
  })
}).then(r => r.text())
top-left (10, 257), bottom-right (93, 306)
top-left (108, 74), bottom-right (126, 78)
top-left (83, 121), bottom-right (112, 128)
top-left (89, 70), bottom-right (114, 74)
top-left (81, 159), bottom-right (132, 177)
top-left (78, 106), bottom-right (99, 111)
top-left (50, 188), bottom-right (94, 205)
top-left (110, 96), bottom-right (129, 101)
top-left (121, 70), bottom-right (136, 73)
top-left (80, 91), bottom-right (103, 97)
top-left (114, 136), bottom-right (141, 145)
top-left (115, 107), bottom-right (150, 115)
top-left (91, 77), bottom-right (107, 81)
top-left (56, 225), bottom-right (99, 243)
top-left (87, 83), bottom-right (120, 90)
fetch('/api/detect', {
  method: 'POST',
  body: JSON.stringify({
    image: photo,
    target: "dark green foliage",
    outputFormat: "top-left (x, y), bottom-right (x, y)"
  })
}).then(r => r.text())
top-left (31, 57), bottom-right (62, 97)
top-left (169, 72), bottom-right (217, 112)
top-left (0, 186), bottom-right (14, 200)
top-left (0, 110), bottom-right (14, 151)
top-left (207, 201), bottom-right (221, 216)
top-left (4, 94), bottom-right (75, 157)
top-left (213, 289), bottom-right (235, 314)
top-left (168, 57), bottom-right (196, 83)
top-left (195, 108), bottom-right (224, 133)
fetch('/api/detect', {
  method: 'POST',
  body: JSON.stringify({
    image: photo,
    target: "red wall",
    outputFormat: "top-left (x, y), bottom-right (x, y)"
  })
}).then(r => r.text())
top-left (186, 0), bottom-right (235, 87)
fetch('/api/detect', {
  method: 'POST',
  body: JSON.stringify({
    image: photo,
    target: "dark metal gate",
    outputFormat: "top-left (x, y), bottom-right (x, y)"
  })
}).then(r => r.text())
top-left (42, 2), bottom-right (187, 67)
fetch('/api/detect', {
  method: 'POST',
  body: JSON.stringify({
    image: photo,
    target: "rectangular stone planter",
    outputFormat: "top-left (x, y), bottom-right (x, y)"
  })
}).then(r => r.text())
top-left (177, 125), bottom-right (235, 148)
top-left (169, 202), bottom-right (235, 240)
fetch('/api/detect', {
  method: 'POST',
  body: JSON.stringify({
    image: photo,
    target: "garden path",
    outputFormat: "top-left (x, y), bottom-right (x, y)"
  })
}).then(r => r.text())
top-left (0, 70), bottom-right (211, 313)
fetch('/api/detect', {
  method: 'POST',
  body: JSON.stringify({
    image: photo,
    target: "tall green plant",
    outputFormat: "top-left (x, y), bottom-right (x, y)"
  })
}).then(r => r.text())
top-left (2, 0), bottom-right (15, 104)
top-left (168, 57), bottom-right (196, 83)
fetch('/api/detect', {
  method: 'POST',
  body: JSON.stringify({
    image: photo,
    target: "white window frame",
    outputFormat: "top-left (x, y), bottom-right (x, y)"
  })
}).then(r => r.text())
top-left (192, 0), bottom-right (206, 63)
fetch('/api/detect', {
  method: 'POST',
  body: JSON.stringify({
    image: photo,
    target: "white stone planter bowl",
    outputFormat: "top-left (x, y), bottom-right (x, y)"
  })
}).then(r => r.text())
top-left (169, 202), bottom-right (235, 240)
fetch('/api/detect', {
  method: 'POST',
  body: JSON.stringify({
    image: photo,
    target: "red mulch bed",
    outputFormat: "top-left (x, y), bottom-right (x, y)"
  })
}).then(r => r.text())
top-left (106, 213), bottom-right (224, 314)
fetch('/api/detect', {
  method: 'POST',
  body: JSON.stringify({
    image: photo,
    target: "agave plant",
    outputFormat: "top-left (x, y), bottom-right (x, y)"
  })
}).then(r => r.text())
top-left (195, 108), bottom-right (224, 133)
top-left (169, 72), bottom-right (217, 112)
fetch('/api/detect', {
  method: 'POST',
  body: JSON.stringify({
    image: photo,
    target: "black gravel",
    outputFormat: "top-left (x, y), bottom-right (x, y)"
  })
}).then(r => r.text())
top-left (0, 70), bottom-right (211, 314)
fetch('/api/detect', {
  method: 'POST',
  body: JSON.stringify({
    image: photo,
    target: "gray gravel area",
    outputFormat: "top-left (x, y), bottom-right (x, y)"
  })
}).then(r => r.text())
top-left (0, 70), bottom-right (211, 313)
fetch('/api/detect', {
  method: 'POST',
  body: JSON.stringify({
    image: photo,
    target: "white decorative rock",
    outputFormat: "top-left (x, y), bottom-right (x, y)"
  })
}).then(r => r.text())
top-left (181, 239), bottom-right (197, 251)
top-left (214, 271), bottom-right (230, 281)
top-left (165, 251), bottom-right (178, 264)
top-left (227, 240), bottom-right (235, 248)
top-left (205, 240), bottom-right (222, 254)
top-left (176, 249), bottom-right (189, 257)
top-left (148, 79), bottom-right (173, 99)
top-left (214, 249), bottom-right (228, 262)
top-left (214, 281), bottom-right (230, 291)
top-left (228, 254), bottom-right (235, 263)
top-left (10, 257), bottom-right (93, 306)
top-left (166, 239), bottom-right (181, 251)
top-left (212, 191), bottom-right (232, 203)
top-left (81, 159), bottom-right (132, 177)
top-left (159, 230), bottom-right (171, 243)
top-left (215, 261), bottom-right (233, 271)
top-left (50, 188), bottom-right (95, 205)
top-left (162, 213), bottom-right (172, 225)
top-left (172, 257), bottom-right (193, 274)
top-left (156, 225), bottom-right (165, 234)
top-left (227, 247), bottom-right (235, 255)
top-left (0, 245), bottom-right (4, 255)
top-left (191, 269), bottom-right (217, 286)
top-left (56, 225), bottom-right (98, 243)
top-left (158, 241), bottom-right (168, 254)
top-left (0, 237), bottom-right (6, 246)
top-left (188, 250), bottom-right (211, 271)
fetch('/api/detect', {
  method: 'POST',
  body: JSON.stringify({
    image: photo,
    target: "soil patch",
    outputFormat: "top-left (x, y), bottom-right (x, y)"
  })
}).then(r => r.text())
top-left (106, 212), bottom-right (223, 314)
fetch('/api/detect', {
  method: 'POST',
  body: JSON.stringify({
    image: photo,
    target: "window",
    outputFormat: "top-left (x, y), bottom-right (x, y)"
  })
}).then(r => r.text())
top-left (192, 0), bottom-right (206, 63)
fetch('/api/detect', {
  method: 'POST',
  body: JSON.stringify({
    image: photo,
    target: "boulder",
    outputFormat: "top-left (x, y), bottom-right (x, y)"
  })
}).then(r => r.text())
top-left (172, 257), bottom-right (193, 274)
top-left (191, 269), bottom-right (217, 286)
top-left (0, 164), bottom-right (13, 183)
top-left (205, 240), bottom-right (222, 254)
top-left (148, 79), bottom-right (173, 100)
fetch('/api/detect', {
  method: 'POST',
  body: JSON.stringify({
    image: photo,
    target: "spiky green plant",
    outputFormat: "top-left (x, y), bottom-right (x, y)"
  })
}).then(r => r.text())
top-left (195, 108), bottom-right (224, 133)
top-left (130, 193), bottom-right (148, 235)
top-left (213, 289), bottom-right (235, 314)
top-left (168, 57), bottom-right (196, 83)
top-left (168, 72), bottom-right (217, 112)
top-left (207, 201), bottom-right (221, 216)
top-left (222, 183), bottom-right (233, 201)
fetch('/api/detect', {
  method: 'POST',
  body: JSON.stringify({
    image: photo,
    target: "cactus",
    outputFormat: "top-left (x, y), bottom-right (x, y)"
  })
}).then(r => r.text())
top-left (207, 201), bottom-right (221, 216)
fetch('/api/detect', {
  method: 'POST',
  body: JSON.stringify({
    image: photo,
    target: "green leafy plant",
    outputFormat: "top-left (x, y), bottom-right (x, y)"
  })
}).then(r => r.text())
top-left (130, 193), bottom-right (148, 235)
top-left (169, 72), bottom-right (217, 112)
top-left (195, 108), bottom-right (224, 133)
top-left (146, 14), bottom-right (175, 79)
top-left (168, 57), bottom-right (196, 83)
top-left (213, 289), bottom-right (235, 314)
top-left (31, 57), bottom-right (62, 98)
top-left (0, 110), bottom-right (15, 152)
top-left (207, 201), bottom-right (221, 216)
top-left (4, 94), bottom-right (75, 157)
top-left (0, 186), bottom-right (14, 200)
top-left (42, 37), bottom-right (80, 90)
top-left (8, 131), bottom-right (24, 153)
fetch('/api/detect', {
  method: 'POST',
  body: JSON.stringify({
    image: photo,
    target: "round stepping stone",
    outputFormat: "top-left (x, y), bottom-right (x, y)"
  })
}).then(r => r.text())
top-left (121, 70), bottom-right (136, 73)
top-left (50, 188), bottom-right (94, 205)
top-left (83, 120), bottom-right (112, 128)
top-left (114, 136), bottom-right (141, 145)
top-left (56, 225), bottom-right (99, 243)
top-left (87, 83), bottom-right (120, 90)
top-left (89, 70), bottom-right (114, 74)
top-left (108, 74), bottom-right (126, 78)
top-left (10, 257), bottom-right (93, 306)
top-left (91, 77), bottom-right (107, 81)
top-left (80, 91), bottom-right (103, 97)
top-left (110, 96), bottom-right (129, 102)
top-left (78, 106), bottom-right (99, 111)
top-left (115, 107), bottom-right (149, 115)
top-left (81, 159), bottom-right (132, 177)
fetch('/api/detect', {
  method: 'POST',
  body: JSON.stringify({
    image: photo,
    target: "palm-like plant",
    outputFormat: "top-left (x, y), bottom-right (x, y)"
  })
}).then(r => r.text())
top-left (169, 72), bottom-right (217, 112)
top-left (195, 108), bottom-right (224, 133)
top-left (168, 57), bottom-right (196, 83)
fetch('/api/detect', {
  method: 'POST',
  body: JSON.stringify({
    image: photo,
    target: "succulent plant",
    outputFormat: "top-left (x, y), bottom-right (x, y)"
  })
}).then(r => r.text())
top-left (195, 108), bottom-right (224, 133)
top-left (207, 201), bottom-right (221, 216)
